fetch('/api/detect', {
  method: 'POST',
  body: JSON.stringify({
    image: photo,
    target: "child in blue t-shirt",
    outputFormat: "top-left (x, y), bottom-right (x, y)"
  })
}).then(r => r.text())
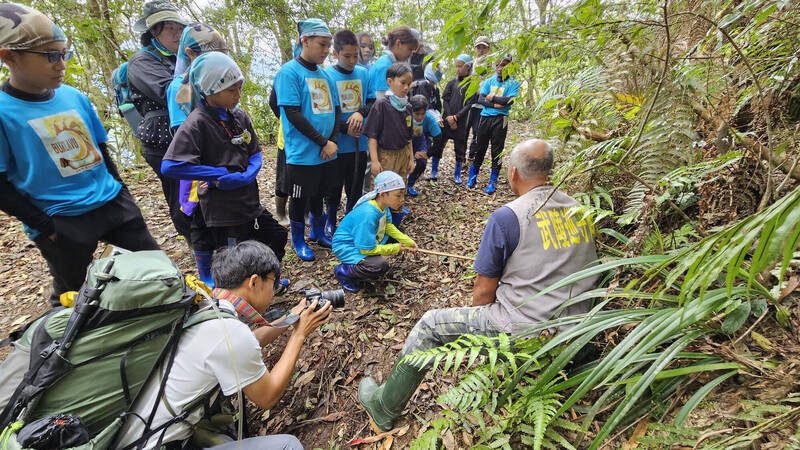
top-left (274, 18), bottom-right (341, 262)
top-left (406, 95), bottom-right (442, 196)
top-left (332, 171), bottom-right (417, 292)
top-left (325, 29), bottom-right (376, 234)
top-left (0, 3), bottom-right (159, 306)
top-left (467, 54), bottom-right (519, 194)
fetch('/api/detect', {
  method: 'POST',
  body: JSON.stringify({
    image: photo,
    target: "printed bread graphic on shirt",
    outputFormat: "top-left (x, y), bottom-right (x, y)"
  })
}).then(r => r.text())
top-left (307, 78), bottom-right (333, 114)
top-left (28, 110), bottom-right (102, 177)
top-left (489, 85), bottom-right (505, 97)
top-left (336, 80), bottom-right (362, 113)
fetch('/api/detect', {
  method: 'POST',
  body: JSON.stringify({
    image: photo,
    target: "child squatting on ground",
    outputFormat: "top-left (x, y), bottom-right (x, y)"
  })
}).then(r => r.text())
top-left (331, 171), bottom-right (417, 293)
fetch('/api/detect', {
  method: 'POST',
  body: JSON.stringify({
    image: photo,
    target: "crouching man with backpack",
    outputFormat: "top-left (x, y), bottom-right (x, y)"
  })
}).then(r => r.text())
top-left (116, 241), bottom-right (330, 449)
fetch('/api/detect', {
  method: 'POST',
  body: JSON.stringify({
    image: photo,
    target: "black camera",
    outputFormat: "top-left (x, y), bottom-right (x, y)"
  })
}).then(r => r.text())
top-left (303, 288), bottom-right (345, 311)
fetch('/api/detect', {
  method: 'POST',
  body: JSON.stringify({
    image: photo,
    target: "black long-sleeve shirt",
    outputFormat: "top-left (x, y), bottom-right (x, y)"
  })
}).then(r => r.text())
top-left (127, 45), bottom-right (176, 150)
top-left (442, 76), bottom-right (477, 136)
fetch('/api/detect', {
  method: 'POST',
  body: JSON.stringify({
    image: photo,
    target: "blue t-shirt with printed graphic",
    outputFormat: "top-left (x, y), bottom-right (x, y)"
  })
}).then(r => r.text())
top-left (480, 76), bottom-right (520, 117)
top-left (167, 73), bottom-right (187, 129)
top-left (275, 59), bottom-right (339, 165)
top-left (325, 65), bottom-right (375, 154)
top-left (368, 54), bottom-right (393, 94)
top-left (411, 110), bottom-right (442, 152)
top-left (0, 86), bottom-right (121, 226)
top-left (332, 199), bottom-right (393, 264)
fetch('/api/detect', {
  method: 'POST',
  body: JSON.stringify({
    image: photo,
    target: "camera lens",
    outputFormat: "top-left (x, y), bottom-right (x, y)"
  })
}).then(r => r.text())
top-left (320, 289), bottom-right (345, 308)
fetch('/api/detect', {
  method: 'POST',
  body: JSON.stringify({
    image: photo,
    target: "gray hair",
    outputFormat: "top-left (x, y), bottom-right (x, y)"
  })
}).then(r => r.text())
top-left (212, 240), bottom-right (280, 289)
top-left (509, 139), bottom-right (554, 179)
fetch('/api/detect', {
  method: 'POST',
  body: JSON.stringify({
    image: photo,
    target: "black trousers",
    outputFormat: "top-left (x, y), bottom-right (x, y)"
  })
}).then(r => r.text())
top-left (143, 149), bottom-right (192, 239)
top-left (429, 130), bottom-right (467, 163)
top-left (351, 255), bottom-right (390, 280)
top-left (287, 160), bottom-right (340, 222)
top-left (34, 188), bottom-right (160, 306)
top-left (410, 157), bottom-right (427, 179)
top-left (336, 152), bottom-right (368, 213)
top-left (472, 115), bottom-right (508, 172)
top-left (467, 107), bottom-right (482, 161)
top-left (275, 148), bottom-right (290, 198)
top-left (208, 210), bottom-right (287, 261)
top-left (189, 206), bottom-right (215, 252)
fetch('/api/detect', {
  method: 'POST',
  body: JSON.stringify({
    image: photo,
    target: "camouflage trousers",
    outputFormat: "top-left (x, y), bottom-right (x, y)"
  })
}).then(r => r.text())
top-left (400, 306), bottom-right (502, 367)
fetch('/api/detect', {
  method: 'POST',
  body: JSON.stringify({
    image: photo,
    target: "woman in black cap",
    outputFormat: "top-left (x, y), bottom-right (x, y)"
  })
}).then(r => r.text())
top-left (127, 0), bottom-right (191, 241)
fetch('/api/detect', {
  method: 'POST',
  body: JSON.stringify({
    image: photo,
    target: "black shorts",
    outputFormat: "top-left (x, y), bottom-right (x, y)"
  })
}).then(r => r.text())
top-left (287, 160), bottom-right (340, 199)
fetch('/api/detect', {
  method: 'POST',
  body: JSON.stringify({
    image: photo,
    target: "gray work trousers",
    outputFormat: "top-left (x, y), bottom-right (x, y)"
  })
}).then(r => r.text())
top-left (400, 306), bottom-right (502, 366)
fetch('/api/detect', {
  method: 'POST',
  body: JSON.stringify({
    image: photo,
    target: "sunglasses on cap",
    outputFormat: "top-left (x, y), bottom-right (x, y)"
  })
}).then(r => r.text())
top-left (15, 49), bottom-right (75, 64)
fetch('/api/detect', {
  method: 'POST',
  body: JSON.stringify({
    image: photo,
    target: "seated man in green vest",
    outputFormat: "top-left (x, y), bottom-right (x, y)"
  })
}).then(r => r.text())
top-left (359, 139), bottom-right (600, 431)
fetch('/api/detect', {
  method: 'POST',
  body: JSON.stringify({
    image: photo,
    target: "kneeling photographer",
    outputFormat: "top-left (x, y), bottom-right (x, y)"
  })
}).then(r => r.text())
top-left (117, 240), bottom-right (331, 449)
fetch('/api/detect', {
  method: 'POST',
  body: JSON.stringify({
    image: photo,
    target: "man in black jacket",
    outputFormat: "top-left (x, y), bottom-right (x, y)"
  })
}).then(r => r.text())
top-left (429, 54), bottom-right (477, 184)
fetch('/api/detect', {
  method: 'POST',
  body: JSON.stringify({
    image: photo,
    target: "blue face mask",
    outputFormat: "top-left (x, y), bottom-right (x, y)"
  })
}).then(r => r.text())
top-left (388, 93), bottom-right (408, 112)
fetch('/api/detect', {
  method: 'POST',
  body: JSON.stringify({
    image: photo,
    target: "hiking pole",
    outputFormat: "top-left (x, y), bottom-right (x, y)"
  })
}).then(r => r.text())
top-left (56, 258), bottom-right (115, 357)
top-left (414, 248), bottom-right (475, 261)
top-left (12, 259), bottom-right (116, 426)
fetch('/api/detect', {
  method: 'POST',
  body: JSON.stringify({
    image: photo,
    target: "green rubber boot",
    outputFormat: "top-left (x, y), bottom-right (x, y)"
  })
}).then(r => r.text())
top-left (358, 361), bottom-right (426, 432)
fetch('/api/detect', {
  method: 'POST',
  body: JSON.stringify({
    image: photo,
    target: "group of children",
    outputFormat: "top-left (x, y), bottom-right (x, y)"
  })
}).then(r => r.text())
top-left (0, 0), bottom-right (520, 299)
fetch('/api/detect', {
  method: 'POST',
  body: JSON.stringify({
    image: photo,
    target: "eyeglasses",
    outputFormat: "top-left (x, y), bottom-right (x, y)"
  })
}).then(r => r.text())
top-left (15, 49), bottom-right (74, 63)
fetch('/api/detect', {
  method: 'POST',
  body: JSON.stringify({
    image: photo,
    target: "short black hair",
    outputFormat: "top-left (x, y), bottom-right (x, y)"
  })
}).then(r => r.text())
top-left (333, 29), bottom-right (358, 53)
top-left (386, 62), bottom-right (412, 79)
top-left (139, 22), bottom-right (165, 47)
top-left (409, 94), bottom-right (427, 112)
top-left (211, 240), bottom-right (281, 289)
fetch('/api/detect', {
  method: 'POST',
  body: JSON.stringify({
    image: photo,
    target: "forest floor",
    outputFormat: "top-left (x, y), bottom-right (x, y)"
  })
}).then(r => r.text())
top-left (2, 122), bottom-right (800, 449)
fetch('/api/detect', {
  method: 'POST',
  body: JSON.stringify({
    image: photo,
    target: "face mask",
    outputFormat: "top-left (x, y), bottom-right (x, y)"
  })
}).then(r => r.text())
top-left (388, 93), bottom-right (408, 112)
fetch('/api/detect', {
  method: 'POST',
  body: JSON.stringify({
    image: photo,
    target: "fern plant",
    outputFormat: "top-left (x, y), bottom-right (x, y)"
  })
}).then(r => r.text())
top-left (407, 180), bottom-right (800, 448)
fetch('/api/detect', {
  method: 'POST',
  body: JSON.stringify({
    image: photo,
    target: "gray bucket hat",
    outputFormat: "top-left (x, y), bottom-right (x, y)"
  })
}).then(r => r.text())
top-left (474, 35), bottom-right (490, 48)
top-left (133, 0), bottom-right (187, 33)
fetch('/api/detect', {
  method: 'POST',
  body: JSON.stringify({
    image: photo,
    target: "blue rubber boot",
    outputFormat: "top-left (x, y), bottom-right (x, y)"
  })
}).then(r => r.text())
top-left (324, 203), bottom-right (337, 240)
top-left (334, 264), bottom-right (360, 292)
top-left (275, 278), bottom-right (289, 296)
top-left (406, 172), bottom-right (419, 196)
top-left (430, 157), bottom-right (440, 180)
top-left (290, 220), bottom-right (315, 261)
top-left (391, 206), bottom-right (409, 227)
top-left (466, 165), bottom-right (479, 188)
top-left (308, 213), bottom-right (333, 248)
top-left (484, 169), bottom-right (500, 194)
top-left (453, 161), bottom-right (463, 185)
top-left (194, 250), bottom-right (215, 288)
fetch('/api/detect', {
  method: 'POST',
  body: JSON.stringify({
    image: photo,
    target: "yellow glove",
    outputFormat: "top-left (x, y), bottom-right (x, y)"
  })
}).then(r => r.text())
top-left (59, 291), bottom-right (78, 307)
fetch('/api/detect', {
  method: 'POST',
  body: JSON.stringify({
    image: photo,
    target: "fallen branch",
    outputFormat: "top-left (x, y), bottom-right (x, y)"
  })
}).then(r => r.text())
top-left (415, 248), bottom-right (475, 261)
